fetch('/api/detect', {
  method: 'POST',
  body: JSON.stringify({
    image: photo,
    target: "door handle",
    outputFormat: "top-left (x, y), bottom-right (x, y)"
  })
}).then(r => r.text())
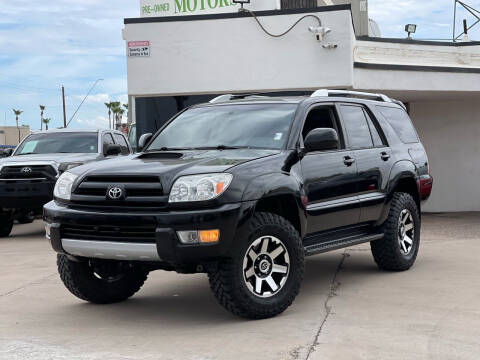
top-left (381, 152), bottom-right (390, 161)
top-left (343, 156), bottom-right (355, 167)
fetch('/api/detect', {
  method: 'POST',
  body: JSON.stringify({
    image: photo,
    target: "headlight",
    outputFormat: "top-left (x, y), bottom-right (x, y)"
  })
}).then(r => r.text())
top-left (54, 172), bottom-right (78, 201)
top-left (58, 162), bottom-right (83, 173)
top-left (169, 173), bottom-right (233, 203)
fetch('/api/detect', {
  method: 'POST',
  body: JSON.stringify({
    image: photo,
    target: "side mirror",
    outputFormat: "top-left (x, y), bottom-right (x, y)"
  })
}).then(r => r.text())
top-left (2, 148), bottom-right (13, 157)
top-left (304, 128), bottom-right (339, 153)
top-left (137, 133), bottom-right (153, 152)
top-left (104, 144), bottom-right (122, 157)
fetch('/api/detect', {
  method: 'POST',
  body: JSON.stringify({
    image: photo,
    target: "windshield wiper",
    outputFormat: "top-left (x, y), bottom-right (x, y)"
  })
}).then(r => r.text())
top-left (147, 147), bottom-right (195, 152)
top-left (194, 145), bottom-right (250, 151)
top-left (16, 152), bottom-right (38, 156)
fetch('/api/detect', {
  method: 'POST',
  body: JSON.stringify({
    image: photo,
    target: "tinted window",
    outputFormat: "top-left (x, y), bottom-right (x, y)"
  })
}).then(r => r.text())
top-left (340, 105), bottom-right (373, 149)
top-left (16, 133), bottom-right (98, 155)
top-left (147, 104), bottom-right (297, 151)
top-left (113, 133), bottom-right (129, 154)
top-left (377, 106), bottom-right (419, 144)
top-left (128, 124), bottom-right (137, 149)
top-left (103, 133), bottom-right (114, 147)
top-left (364, 110), bottom-right (384, 147)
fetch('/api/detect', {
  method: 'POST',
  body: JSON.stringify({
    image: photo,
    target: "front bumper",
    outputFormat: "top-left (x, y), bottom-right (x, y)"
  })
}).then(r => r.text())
top-left (44, 200), bottom-right (254, 265)
top-left (0, 180), bottom-right (55, 209)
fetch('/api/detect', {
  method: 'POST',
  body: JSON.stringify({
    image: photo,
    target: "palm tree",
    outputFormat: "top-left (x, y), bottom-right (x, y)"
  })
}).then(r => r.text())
top-left (110, 102), bottom-right (121, 129)
top-left (104, 102), bottom-right (113, 129)
top-left (12, 109), bottom-right (23, 142)
top-left (39, 105), bottom-right (45, 131)
top-left (42, 118), bottom-right (51, 131)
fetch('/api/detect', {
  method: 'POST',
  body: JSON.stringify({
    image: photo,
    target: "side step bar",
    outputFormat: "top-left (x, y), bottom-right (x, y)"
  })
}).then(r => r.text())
top-left (304, 233), bottom-right (384, 256)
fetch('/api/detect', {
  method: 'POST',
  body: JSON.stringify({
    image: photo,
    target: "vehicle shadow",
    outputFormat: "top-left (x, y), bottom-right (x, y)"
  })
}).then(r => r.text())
top-left (54, 251), bottom-right (382, 326)
top-left (8, 220), bottom-right (45, 240)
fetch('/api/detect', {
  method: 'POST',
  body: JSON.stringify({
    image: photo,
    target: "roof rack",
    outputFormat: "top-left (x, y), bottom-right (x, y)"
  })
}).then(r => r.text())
top-left (209, 93), bottom-right (268, 103)
top-left (311, 89), bottom-right (407, 110)
top-left (311, 89), bottom-right (392, 102)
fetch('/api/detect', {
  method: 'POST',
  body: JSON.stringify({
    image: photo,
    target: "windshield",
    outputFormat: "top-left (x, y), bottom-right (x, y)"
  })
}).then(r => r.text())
top-left (147, 104), bottom-right (297, 151)
top-left (15, 132), bottom-right (98, 155)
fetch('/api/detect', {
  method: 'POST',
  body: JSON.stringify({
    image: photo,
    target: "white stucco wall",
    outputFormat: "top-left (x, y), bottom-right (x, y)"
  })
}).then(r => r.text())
top-left (124, 9), bottom-right (355, 96)
top-left (410, 100), bottom-right (480, 212)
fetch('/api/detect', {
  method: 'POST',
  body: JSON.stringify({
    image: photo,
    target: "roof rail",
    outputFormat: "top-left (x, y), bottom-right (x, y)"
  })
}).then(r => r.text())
top-left (209, 94), bottom-right (234, 103)
top-left (209, 93), bottom-right (269, 103)
top-left (311, 89), bottom-right (392, 103)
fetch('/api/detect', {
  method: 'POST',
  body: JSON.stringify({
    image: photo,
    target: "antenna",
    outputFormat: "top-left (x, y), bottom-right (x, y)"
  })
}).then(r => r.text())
top-left (453, 0), bottom-right (480, 42)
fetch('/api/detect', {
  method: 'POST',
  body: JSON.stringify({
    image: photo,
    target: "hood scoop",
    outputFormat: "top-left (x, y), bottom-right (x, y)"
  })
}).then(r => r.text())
top-left (137, 152), bottom-right (184, 160)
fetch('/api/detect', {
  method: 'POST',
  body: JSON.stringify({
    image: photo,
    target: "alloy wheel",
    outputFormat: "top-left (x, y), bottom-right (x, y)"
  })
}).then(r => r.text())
top-left (398, 209), bottom-right (415, 255)
top-left (242, 236), bottom-right (290, 298)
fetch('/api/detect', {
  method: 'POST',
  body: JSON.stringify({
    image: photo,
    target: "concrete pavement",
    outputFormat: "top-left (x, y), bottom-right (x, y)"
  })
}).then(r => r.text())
top-left (0, 214), bottom-right (479, 359)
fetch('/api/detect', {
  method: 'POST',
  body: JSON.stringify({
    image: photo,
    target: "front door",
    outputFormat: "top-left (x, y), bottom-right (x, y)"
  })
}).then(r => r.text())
top-left (300, 105), bottom-right (361, 235)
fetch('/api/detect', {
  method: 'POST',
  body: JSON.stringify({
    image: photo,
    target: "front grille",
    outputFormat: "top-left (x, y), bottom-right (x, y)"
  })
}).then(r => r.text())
top-left (71, 175), bottom-right (166, 208)
top-left (61, 224), bottom-right (157, 243)
top-left (0, 165), bottom-right (57, 180)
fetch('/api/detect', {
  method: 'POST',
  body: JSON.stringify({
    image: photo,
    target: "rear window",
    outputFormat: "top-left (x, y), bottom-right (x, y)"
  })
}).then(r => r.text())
top-left (377, 106), bottom-right (419, 144)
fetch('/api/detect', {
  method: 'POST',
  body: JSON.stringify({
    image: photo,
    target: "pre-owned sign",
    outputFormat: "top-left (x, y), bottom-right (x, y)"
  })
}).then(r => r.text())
top-left (128, 41), bottom-right (150, 57)
top-left (139, 0), bottom-right (278, 17)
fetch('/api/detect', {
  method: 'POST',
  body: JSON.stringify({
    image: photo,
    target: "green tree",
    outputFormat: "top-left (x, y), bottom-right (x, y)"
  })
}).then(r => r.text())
top-left (104, 102), bottom-right (114, 129)
top-left (39, 105), bottom-right (45, 131)
top-left (42, 117), bottom-right (51, 131)
top-left (12, 109), bottom-right (23, 142)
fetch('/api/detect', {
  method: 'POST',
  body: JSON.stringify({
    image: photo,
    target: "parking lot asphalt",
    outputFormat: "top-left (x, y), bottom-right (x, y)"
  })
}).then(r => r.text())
top-left (0, 213), bottom-right (479, 360)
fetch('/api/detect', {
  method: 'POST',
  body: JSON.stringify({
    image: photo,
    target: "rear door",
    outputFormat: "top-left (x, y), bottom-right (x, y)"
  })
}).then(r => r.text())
top-left (338, 104), bottom-right (393, 223)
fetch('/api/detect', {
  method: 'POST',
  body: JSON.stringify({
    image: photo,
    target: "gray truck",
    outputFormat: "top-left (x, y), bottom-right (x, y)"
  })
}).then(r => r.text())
top-left (0, 129), bottom-right (131, 237)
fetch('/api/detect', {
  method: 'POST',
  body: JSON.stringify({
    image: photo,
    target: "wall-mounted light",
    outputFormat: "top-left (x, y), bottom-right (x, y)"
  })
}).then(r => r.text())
top-left (233, 0), bottom-right (251, 10)
top-left (405, 24), bottom-right (417, 39)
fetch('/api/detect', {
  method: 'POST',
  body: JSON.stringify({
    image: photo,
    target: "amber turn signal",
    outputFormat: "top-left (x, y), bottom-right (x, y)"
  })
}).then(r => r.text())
top-left (198, 230), bottom-right (220, 244)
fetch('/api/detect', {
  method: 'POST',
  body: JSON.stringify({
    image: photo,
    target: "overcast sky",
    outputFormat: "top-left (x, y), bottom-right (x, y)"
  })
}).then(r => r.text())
top-left (1, 0), bottom-right (479, 131)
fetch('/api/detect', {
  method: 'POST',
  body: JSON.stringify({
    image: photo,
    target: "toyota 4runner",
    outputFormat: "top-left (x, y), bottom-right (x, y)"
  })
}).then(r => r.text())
top-left (44, 90), bottom-right (433, 319)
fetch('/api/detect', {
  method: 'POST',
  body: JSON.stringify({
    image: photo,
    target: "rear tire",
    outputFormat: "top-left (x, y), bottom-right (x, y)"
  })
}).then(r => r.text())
top-left (57, 255), bottom-right (148, 304)
top-left (208, 212), bottom-right (304, 319)
top-left (0, 213), bottom-right (13, 237)
top-left (371, 192), bottom-right (421, 271)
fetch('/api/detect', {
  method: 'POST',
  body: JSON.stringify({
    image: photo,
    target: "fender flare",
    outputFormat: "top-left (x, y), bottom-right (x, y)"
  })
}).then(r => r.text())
top-left (241, 173), bottom-right (307, 238)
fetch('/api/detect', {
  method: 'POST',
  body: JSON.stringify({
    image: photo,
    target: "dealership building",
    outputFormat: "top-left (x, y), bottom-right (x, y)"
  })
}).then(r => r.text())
top-left (123, 0), bottom-right (480, 212)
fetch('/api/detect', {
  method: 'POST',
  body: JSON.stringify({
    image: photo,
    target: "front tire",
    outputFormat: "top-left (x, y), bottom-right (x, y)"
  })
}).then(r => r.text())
top-left (0, 213), bottom-right (13, 237)
top-left (57, 255), bottom-right (148, 304)
top-left (371, 192), bottom-right (421, 271)
top-left (208, 212), bottom-right (304, 319)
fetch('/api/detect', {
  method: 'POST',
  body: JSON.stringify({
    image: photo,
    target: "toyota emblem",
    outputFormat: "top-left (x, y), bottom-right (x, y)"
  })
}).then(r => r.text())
top-left (21, 167), bottom-right (32, 174)
top-left (107, 187), bottom-right (123, 200)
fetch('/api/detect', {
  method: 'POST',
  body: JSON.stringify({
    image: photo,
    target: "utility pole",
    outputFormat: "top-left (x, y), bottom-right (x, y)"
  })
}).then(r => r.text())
top-left (62, 86), bottom-right (67, 128)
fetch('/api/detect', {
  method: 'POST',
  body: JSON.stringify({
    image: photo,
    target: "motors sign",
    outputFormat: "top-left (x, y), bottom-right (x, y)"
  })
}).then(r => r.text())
top-left (139, 0), bottom-right (278, 17)
top-left (128, 41), bottom-right (150, 57)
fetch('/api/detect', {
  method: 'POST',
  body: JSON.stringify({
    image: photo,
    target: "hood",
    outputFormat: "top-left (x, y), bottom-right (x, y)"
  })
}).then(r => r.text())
top-left (71, 149), bottom-right (279, 184)
top-left (0, 153), bottom-right (100, 167)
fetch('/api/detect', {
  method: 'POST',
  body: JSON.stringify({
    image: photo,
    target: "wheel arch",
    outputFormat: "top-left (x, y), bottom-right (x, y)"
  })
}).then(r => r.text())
top-left (241, 173), bottom-right (307, 238)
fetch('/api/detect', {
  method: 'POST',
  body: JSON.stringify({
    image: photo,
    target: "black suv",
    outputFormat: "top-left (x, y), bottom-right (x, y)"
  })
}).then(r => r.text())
top-left (44, 91), bottom-right (433, 319)
top-left (0, 129), bottom-right (131, 237)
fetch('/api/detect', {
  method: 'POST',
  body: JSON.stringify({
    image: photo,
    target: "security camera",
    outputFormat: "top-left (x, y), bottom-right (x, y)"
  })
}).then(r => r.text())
top-left (309, 26), bottom-right (332, 42)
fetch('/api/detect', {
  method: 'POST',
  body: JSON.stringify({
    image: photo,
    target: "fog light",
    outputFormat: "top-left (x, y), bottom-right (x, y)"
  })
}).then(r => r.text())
top-left (177, 231), bottom-right (198, 244)
top-left (177, 230), bottom-right (220, 245)
top-left (45, 223), bottom-right (51, 239)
